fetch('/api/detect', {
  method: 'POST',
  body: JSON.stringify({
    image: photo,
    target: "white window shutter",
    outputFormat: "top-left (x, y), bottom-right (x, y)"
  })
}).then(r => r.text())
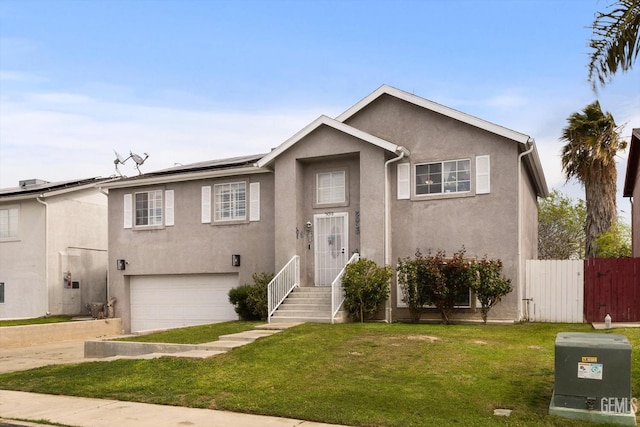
top-left (123, 194), bottom-right (132, 229)
top-left (397, 163), bottom-right (410, 200)
top-left (201, 186), bottom-right (211, 224)
top-left (249, 182), bottom-right (260, 222)
top-left (165, 190), bottom-right (174, 226)
top-left (476, 155), bottom-right (490, 194)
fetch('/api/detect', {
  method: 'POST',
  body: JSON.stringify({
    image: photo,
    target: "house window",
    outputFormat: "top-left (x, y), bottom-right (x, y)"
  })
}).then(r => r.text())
top-left (316, 171), bottom-right (345, 205)
top-left (0, 206), bottom-right (19, 240)
top-left (416, 159), bottom-right (470, 195)
top-left (135, 190), bottom-right (163, 226)
top-left (454, 288), bottom-right (471, 308)
top-left (0, 282), bottom-right (4, 303)
top-left (214, 182), bottom-right (246, 222)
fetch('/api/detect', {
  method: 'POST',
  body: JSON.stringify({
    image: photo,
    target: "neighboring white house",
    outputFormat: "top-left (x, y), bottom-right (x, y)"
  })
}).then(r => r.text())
top-left (0, 178), bottom-right (110, 319)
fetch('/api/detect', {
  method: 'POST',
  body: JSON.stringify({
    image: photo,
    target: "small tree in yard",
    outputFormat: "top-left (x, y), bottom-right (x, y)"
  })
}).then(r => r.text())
top-left (472, 258), bottom-right (512, 324)
top-left (342, 258), bottom-right (392, 322)
top-left (397, 250), bottom-right (443, 323)
top-left (438, 248), bottom-right (477, 325)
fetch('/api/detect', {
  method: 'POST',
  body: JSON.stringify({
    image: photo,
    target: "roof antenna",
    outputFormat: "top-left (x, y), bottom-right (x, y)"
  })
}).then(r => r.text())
top-left (130, 151), bottom-right (149, 175)
top-left (113, 150), bottom-right (131, 177)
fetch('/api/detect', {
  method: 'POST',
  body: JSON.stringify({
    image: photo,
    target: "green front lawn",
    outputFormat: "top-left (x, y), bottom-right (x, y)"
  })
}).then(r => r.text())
top-left (116, 321), bottom-right (261, 344)
top-left (1, 322), bottom-right (638, 427)
top-left (0, 316), bottom-right (73, 327)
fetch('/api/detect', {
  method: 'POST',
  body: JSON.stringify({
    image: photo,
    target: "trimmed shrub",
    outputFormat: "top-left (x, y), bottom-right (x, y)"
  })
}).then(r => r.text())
top-left (246, 272), bottom-right (274, 321)
top-left (342, 258), bottom-right (392, 322)
top-left (228, 285), bottom-right (255, 320)
top-left (397, 247), bottom-right (484, 324)
top-left (397, 250), bottom-right (442, 323)
top-left (437, 248), bottom-right (476, 324)
top-left (472, 257), bottom-right (512, 324)
top-left (228, 272), bottom-right (274, 321)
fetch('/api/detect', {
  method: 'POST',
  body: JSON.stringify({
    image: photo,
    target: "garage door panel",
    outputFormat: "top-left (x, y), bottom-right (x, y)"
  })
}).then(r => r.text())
top-left (130, 274), bottom-right (238, 333)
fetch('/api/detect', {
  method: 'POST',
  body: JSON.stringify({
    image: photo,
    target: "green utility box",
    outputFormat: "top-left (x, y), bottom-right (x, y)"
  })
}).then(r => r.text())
top-left (550, 332), bottom-right (636, 426)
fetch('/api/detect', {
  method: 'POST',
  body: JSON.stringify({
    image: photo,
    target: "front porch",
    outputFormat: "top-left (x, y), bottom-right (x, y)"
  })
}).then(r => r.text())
top-left (267, 253), bottom-right (358, 324)
top-left (269, 287), bottom-right (349, 324)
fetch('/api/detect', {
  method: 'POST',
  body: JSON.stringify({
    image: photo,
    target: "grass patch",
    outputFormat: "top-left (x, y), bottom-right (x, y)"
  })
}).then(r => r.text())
top-left (1, 323), bottom-right (638, 426)
top-left (115, 321), bottom-right (261, 344)
top-left (0, 316), bottom-right (73, 327)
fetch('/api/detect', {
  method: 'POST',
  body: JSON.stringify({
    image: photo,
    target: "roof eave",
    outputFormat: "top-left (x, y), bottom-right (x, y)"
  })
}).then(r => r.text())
top-left (337, 84), bottom-right (531, 145)
top-left (257, 115), bottom-right (398, 168)
top-left (521, 140), bottom-right (549, 198)
top-left (0, 178), bottom-right (114, 202)
top-left (100, 166), bottom-right (271, 190)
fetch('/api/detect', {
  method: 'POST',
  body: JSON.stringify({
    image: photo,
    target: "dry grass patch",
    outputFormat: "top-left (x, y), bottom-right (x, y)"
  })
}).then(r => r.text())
top-left (407, 334), bottom-right (440, 342)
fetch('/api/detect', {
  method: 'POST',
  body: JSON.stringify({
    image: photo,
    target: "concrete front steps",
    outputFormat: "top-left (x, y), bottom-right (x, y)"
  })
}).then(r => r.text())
top-left (270, 286), bottom-right (349, 324)
top-left (84, 323), bottom-right (298, 360)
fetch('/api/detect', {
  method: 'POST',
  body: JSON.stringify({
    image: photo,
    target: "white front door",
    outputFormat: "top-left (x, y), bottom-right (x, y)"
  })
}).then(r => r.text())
top-left (314, 212), bottom-right (349, 286)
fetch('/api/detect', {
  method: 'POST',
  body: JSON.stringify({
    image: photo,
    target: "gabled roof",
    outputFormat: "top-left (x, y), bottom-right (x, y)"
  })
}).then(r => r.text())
top-left (337, 84), bottom-right (532, 144)
top-left (256, 115), bottom-right (400, 168)
top-left (0, 177), bottom-right (112, 202)
top-left (623, 128), bottom-right (640, 197)
top-left (336, 84), bottom-right (548, 197)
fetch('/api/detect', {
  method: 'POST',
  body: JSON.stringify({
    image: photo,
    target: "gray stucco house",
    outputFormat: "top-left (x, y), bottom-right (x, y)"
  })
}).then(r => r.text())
top-left (0, 178), bottom-right (109, 319)
top-left (104, 85), bottom-right (548, 333)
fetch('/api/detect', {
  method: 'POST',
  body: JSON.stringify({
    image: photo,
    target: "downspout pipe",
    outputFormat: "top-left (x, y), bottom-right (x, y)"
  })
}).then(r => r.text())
top-left (384, 146), bottom-right (410, 323)
top-left (518, 140), bottom-right (535, 321)
top-left (36, 195), bottom-right (49, 315)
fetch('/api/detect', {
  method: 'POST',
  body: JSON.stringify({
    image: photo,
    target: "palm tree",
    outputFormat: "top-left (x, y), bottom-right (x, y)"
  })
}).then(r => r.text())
top-left (560, 101), bottom-right (625, 257)
top-left (588, 0), bottom-right (640, 89)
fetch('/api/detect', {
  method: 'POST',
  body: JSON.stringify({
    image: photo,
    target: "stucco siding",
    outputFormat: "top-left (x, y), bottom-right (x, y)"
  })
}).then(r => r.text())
top-left (0, 187), bottom-right (108, 319)
top-left (46, 189), bottom-right (108, 315)
top-left (0, 200), bottom-right (47, 318)
top-left (272, 125), bottom-right (387, 285)
top-left (109, 173), bottom-right (275, 332)
top-left (344, 94), bottom-right (528, 321)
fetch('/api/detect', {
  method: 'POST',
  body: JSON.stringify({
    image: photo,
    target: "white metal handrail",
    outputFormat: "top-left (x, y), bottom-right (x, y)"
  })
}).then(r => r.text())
top-left (330, 252), bottom-right (360, 323)
top-left (268, 255), bottom-right (300, 323)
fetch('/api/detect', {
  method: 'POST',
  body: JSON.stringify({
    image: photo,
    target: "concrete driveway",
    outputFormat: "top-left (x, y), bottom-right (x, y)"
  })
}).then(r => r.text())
top-left (0, 340), bottom-right (89, 374)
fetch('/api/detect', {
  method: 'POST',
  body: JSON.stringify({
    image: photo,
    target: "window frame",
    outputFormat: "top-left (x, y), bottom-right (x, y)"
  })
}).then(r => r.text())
top-left (414, 158), bottom-right (471, 197)
top-left (133, 189), bottom-right (164, 229)
top-left (0, 205), bottom-right (20, 241)
top-left (314, 169), bottom-right (349, 208)
top-left (213, 181), bottom-right (247, 223)
top-left (0, 282), bottom-right (4, 303)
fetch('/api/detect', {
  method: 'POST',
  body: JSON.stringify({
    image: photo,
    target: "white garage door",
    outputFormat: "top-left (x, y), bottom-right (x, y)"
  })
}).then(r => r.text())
top-left (130, 274), bottom-right (238, 333)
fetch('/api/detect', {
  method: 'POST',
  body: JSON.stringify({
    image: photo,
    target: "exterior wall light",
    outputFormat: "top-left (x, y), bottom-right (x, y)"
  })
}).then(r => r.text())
top-left (232, 254), bottom-right (241, 267)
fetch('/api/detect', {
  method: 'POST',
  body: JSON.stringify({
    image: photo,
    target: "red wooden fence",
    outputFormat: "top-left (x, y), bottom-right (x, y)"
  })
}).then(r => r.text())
top-left (584, 258), bottom-right (640, 323)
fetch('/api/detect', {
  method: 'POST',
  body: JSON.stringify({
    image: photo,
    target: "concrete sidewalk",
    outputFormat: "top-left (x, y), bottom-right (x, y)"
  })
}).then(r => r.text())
top-left (0, 390), bottom-right (349, 427)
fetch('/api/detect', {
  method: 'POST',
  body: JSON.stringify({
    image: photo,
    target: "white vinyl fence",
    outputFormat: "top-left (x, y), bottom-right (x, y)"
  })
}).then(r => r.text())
top-left (525, 260), bottom-right (584, 323)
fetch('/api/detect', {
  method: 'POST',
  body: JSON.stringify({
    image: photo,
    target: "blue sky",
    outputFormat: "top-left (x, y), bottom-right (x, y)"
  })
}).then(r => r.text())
top-left (0, 0), bottom-right (638, 217)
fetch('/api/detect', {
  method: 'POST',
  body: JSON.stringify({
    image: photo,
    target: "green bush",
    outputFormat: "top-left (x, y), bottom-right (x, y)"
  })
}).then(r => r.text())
top-left (396, 250), bottom-right (442, 323)
top-left (228, 272), bottom-right (274, 321)
top-left (342, 258), bottom-right (392, 322)
top-left (246, 272), bottom-right (274, 321)
top-left (397, 248), bottom-right (482, 324)
top-left (228, 285), bottom-right (254, 320)
top-left (472, 257), bottom-right (512, 324)
top-left (438, 248), bottom-right (476, 324)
